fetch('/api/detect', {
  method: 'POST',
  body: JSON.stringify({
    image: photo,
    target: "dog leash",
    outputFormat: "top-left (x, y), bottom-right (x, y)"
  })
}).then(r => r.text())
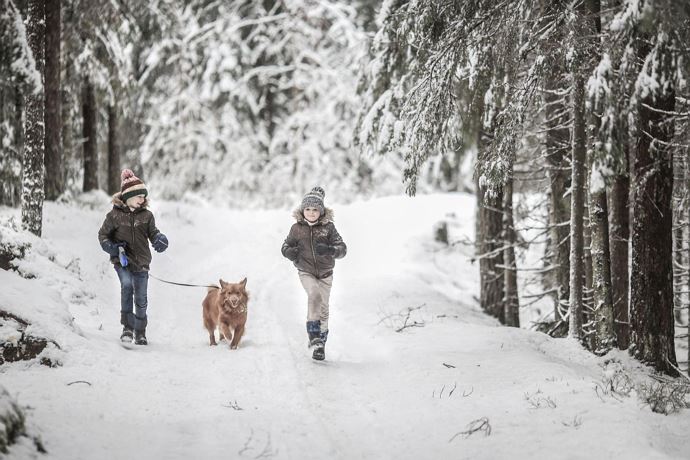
top-left (148, 273), bottom-right (219, 289)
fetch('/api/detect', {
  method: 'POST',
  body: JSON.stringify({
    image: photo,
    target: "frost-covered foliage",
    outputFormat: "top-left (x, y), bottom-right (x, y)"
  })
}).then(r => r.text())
top-left (0, 0), bottom-right (39, 207)
top-left (132, 0), bottom-right (402, 207)
top-left (588, 0), bottom-right (690, 184)
top-left (355, 0), bottom-right (535, 197)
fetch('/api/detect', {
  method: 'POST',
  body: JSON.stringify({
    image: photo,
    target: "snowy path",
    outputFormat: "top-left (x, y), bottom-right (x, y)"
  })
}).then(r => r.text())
top-left (3, 194), bottom-right (690, 459)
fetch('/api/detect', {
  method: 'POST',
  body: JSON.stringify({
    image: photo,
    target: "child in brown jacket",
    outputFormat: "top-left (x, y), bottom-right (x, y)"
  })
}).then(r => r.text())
top-left (98, 169), bottom-right (168, 345)
top-left (281, 187), bottom-right (347, 360)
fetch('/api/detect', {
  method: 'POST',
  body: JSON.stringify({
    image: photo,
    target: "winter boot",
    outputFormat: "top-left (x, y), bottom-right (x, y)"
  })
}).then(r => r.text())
top-left (120, 326), bottom-right (134, 343)
top-left (134, 329), bottom-right (148, 346)
top-left (306, 321), bottom-right (321, 347)
top-left (312, 341), bottom-right (325, 361)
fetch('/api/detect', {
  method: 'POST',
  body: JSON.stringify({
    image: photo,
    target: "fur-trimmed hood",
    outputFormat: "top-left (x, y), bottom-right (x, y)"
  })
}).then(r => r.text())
top-left (111, 193), bottom-right (149, 210)
top-left (292, 207), bottom-right (334, 225)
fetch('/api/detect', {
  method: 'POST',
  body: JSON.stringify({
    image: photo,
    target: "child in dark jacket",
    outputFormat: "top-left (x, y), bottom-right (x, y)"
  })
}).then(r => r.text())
top-left (281, 186), bottom-right (347, 360)
top-left (98, 169), bottom-right (168, 345)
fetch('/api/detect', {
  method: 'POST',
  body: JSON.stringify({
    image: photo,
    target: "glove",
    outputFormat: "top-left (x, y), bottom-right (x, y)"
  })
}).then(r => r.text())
top-left (101, 240), bottom-right (126, 257)
top-left (314, 243), bottom-right (336, 256)
top-left (152, 233), bottom-right (169, 253)
top-left (284, 246), bottom-right (299, 261)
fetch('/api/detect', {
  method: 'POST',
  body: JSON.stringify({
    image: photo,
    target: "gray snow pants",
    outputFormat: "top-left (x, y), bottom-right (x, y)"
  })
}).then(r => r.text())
top-left (298, 271), bottom-right (333, 333)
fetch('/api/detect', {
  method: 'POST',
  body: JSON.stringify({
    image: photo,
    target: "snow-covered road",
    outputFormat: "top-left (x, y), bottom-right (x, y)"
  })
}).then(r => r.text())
top-left (2, 193), bottom-right (690, 459)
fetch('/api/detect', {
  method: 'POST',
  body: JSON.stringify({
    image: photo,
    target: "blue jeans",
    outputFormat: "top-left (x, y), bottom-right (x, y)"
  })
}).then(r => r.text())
top-left (114, 265), bottom-right (149, 331)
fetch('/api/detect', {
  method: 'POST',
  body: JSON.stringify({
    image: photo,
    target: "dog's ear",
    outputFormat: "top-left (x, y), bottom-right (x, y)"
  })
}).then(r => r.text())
top-left (239, 277), bottom-right (247, 288)
top-left (219, 279), bottom-right (227, 288)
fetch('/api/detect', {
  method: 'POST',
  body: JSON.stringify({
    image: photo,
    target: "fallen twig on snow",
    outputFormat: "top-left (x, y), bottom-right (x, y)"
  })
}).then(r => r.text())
top-left (449, 417), bottom-right (491, 442)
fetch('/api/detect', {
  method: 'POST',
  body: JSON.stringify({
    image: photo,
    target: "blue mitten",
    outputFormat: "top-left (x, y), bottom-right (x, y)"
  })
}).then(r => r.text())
top-left (101, 240), bottom-right (126, 257)
top-left (152, 233), bottom-right (168, 253)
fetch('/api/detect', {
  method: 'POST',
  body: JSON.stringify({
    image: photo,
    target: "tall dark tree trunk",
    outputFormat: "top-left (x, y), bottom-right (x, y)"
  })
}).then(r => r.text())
top-left (107, 104), bottom-right (120, 194)
top-left (609, 172), bottom-right (630, 349)
top-left (82, 78), bottom-right (98, 192)
top-left (21, 0), bottom-right (45, 236)
top-left (43, 0), bottom-right (62, 200)
top-left (479, 186), bottom-right (506, 324)
top-left (569, 72), bottom-right (587, 341)
top-left (544, 73), bottom-right (571, 325)
top-left (629, 36), bottom-right (678, 376)
top-left (504, 171), bottom-right (520, 327)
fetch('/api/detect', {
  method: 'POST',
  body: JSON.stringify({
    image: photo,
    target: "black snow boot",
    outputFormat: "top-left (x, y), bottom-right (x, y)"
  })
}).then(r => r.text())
top-left (306, 320), bottom-right (321, 347)
top-left (312, 341), bottom-right (325, 361)
top-left (120, 326), bottom-right (134, 343)
top-left (134, 329), bottom-right (148, 346)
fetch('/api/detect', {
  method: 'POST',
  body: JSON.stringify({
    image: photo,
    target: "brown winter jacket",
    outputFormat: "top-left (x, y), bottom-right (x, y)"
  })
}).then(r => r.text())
top-left (281, 208), bottom-right (347, 279)
top-left (98, 194), bottom-right (161, 272)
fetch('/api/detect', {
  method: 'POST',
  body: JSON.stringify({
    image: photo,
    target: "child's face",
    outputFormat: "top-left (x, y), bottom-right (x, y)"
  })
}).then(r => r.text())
top-left (126, 195), bottom-right (146, 209)
top-left (303, 207), bottom-right (320, 223)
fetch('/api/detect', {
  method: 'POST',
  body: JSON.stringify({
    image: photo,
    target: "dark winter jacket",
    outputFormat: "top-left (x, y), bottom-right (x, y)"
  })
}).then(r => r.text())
top-left (98, 194), bottom-right (161, 272)
top-left (281, 208), bottom-right (347, 279)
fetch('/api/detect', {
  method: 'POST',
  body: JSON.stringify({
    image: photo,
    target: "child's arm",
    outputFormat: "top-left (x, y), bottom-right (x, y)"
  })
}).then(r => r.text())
top-left (98, 213), bottom-right (122, 256)
top-left (148, 214), bottom-right (169, 253)
top-left (281, 225), bottom-right (299, 260)
top-left (328, 224), bottom-right (347, 259)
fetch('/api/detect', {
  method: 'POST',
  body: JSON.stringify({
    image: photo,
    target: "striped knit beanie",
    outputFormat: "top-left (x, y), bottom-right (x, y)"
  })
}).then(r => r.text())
top-left (120, 169), bottom-right (148, 202)
top-left (300, 186), bottom-right (325, 214)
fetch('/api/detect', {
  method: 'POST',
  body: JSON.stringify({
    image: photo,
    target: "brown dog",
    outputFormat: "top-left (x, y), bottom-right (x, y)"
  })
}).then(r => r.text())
top-left (202, 278), bottom-right (248, 349)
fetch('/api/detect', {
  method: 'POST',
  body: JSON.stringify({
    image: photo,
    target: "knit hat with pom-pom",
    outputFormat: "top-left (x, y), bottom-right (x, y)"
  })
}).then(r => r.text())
top-left (120, 169), bottom-right (148, 202)
top-left (300, 186), bottom-right (325, 214)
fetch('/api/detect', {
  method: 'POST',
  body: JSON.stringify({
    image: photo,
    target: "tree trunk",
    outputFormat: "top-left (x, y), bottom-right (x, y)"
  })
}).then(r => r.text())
top-left (107, 104), bottom-right (120, 194)
top-left (43, 0), bottom-right (62, 200)
top-left (21, 0), bottom-right (45, 236)
top-left (479, 186), bottom-right (506, 324)
top-left (590, 181), bottom-right (615, 353)
top-left (504, 172), bottom-right (520, 327)
top-left (672, 149), bottom-right (686, 326)
top-left (609, 173), bottom-right (630, 349)
top-left (584, 0), bottom-right (614, 353)
top-left (683, 149), bottom-right (690, 375)
top-left (544, 73), bottom-right (571, 325)
top-left (82, 78), bottom-right (98, 192)
top-left (569, 72), bottom-right (587, 342)
top-left (629, 36), bottom-right (677, 376)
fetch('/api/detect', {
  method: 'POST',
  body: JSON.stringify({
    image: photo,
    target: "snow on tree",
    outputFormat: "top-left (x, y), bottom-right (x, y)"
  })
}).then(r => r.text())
top-left (134, 0), bottom-right (400, 207)
top-left (20, 0), bottom-right (45, 237)
top-left (0, 0), bottom-right (40, 207)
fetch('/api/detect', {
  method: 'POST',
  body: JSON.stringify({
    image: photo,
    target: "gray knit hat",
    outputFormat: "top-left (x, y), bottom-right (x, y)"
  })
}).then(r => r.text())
top-left (301, 186), bottom-right (325, 214)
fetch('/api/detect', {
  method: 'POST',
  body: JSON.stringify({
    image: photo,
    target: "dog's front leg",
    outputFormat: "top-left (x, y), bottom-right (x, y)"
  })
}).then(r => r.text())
top-left (230, 324), bottom-right (244, 350)
top-left (220, 322), bottom-right (233, 347)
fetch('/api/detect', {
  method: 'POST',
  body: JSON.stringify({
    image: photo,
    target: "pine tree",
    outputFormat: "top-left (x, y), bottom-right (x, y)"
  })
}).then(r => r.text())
top-left (81, 77), bottom-right (98, 192)
top-left (21, 0), bottom-right (45, 236)
top-left (43, 0), bottom-right (62, 200)
top-left (629, 29), bottom-right (678, 376)
top-left (1, 0), bottom-right (36, 207)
